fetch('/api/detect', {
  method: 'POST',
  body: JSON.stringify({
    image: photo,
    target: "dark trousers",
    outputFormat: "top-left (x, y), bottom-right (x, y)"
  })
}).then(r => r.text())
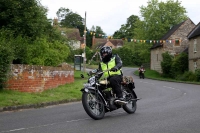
top-left (108, 75), bottom-right (123, 98)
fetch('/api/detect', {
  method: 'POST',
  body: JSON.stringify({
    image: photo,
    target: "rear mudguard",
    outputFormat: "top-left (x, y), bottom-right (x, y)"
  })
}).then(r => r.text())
top-left (80, 87), bottom-right (108, 107)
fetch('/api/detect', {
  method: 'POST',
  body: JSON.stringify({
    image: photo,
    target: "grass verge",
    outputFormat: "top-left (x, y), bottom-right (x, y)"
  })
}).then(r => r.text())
top-left (0, 71), bottom-right (87, 108)
top-left (134, 69), bottom-right (200, 84)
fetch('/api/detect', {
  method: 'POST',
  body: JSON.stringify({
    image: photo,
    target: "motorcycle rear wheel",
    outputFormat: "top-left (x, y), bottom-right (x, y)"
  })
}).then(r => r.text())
top-left (122, 89), bottom-right (137, 114)
top-left (82, 91), bottom-right (105, 120)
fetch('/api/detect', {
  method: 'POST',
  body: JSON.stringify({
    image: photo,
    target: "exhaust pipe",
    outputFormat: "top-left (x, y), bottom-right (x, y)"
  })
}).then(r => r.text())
top-left (114, 100), bottom-right (128, 105)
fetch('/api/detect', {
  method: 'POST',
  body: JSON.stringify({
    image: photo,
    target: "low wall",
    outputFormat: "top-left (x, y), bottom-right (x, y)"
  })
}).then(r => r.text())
top-left (5, 63), bottom-right (74, 92)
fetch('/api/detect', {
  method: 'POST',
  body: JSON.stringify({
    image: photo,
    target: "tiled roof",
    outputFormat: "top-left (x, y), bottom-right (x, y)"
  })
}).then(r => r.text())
top-left (109, 39), bottom-right (124, 46)
top-left (65, 28), bottom-right (81, 41)
top-left (94, 38), bottom-right (123, 47)
top-left (151, 20), bottom-right (185, 49)
top-left (188, 22), bottom-right (200, 39)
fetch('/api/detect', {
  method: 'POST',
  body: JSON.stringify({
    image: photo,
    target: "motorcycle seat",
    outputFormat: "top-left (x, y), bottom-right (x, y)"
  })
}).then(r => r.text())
top-left (99, 80), bottom-right (110, 85)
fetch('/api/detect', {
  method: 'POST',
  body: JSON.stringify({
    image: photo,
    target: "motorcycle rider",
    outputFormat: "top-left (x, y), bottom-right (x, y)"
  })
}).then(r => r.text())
top-left (95, 46), bottom-right (124, 101)
top-left (138, 65), bottom-right (145, 79)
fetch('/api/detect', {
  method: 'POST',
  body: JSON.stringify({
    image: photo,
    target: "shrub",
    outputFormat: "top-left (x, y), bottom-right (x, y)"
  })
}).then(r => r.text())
top-left (161, 52), bottom-right (173, 77)
top-left (177, 71), bottom-right (197, 81)
top-left (0, 30), bottom-right (14, 89)
top-left (195, 69), bottom-right (200, 82)
top-left (171, 53), bottom-right (188, 78)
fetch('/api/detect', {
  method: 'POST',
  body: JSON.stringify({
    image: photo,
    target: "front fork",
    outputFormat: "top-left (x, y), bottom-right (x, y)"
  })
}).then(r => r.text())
top-left (81, 87), bottom-right (109, 109)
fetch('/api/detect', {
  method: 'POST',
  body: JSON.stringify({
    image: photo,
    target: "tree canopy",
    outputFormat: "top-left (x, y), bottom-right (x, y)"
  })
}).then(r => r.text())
top-left (56, 7), bottom-right (84, 36)
top-left (0, 0), bottom-right (51, 39)
top-left (113, 15), bottom-right (139, 39)
top-left (134, 0), bottom-right (188, 40)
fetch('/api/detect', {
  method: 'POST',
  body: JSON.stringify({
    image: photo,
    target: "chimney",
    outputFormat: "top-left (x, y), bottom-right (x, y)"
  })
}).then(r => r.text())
top-left (92, 35), bottom-right (95, 47)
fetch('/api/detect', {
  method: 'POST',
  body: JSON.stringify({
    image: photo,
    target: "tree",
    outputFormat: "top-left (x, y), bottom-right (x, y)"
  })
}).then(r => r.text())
top-left (113, 24), bottom-right (126, 39)
top-left (95, 26), bottom-right (105, 38)
top-left (56, 7), bottom-right (84, 36)
top-left (124, 15), bottom-right (140, 38)
top-left (0, 0), bottom-right (50, 39)
top-left (134, 0), bottom-right (188, 40)
top-left (113, 15), bottom-right (139, 39)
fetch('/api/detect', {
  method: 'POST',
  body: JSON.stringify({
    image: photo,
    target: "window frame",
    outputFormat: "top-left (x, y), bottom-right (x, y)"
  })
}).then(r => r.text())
top-left (193, 39), bottom-right (197, 53)
top-left (174, 38), bottom-right (180, 46)
top-left (194, 62), bottom-right (197, 70)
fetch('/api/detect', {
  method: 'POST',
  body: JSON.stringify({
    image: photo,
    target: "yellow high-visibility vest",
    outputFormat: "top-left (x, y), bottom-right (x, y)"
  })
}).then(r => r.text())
top-left (100, 56), bottom-right (121, 77)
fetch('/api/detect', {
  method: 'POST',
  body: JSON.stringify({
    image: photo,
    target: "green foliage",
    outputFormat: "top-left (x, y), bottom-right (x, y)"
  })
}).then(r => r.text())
top-left (114, 41), bottom-right (152, 66)
top-left (0, 0), bottom-right (50, 39)
top-left (66, 48), bottom-right (83, 63)
top-left (66, 46), bottom-right (94, 64)
top-left (24, 38), bottom-right (70, 66)
top-left (134, 0), bottom-right (187, 40)
top-left (90, 26), bottom-right (106, 37)
top-left (57, 7), bottom-right (84, 36)
top-left (161, 52), bottom-right (173, 77)
top-left (176, 71), bottom-right (197, 81)
top-left (194, 69), bottom-right (200, 82)
top-left (0, 30), bottom-right (15, 89)
top-left (113, 15), bottom-right (139, 38)
top-left (171, 53), bottom-right (188, 78)
top-left (112, 47), bottom-right (132, 66)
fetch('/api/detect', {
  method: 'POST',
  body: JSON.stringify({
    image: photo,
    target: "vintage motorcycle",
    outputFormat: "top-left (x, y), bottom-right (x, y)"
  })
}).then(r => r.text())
top-left (80, 69), bottom-right (139, 120)
top-left (139, 69), bottom-right (145, 79)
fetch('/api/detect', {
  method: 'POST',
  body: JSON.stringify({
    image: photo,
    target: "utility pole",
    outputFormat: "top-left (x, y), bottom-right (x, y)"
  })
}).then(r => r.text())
top-left (83, 11), bottom-right (86, 72)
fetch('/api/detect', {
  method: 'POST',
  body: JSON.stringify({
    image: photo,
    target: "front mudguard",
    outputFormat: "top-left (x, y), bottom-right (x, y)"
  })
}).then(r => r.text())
top-left (80, 87), bottom-right (108, 106)
top-left (80, 86), bottom-right (95, 92)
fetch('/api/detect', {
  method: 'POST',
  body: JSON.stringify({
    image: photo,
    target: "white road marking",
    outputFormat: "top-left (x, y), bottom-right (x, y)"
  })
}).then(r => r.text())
top-left (140, 81), bottom-right (155, 85)
top-left (163, 86), bottom-right (175, 89)
top-left (0, 118), bottom-right (90, 133)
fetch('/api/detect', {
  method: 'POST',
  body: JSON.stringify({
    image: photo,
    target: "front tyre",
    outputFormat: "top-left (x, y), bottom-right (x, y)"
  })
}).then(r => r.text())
top-left (82, 91), bottom-right (105, 120)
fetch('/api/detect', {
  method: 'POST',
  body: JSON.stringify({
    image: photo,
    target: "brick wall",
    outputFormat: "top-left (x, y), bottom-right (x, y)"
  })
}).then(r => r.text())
top-left (5, 63), bottom-right (74, 93)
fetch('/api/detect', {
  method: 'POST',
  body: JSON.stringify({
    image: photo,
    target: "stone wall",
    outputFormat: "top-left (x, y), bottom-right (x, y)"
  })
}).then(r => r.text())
top-left (163, 19), bottom-right (195, 55)
top-left (5, 63), bottom-right (74, 93)
top-left (151, 47), bottom-right (163, 73)
top-left (189, 37), bottom-right (200, 72)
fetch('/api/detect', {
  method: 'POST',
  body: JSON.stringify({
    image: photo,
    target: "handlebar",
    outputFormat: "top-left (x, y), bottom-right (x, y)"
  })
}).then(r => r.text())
top-left (88, 69), bottom-right (111, 76)
top-left (96, 69), bottom-right (111, 75)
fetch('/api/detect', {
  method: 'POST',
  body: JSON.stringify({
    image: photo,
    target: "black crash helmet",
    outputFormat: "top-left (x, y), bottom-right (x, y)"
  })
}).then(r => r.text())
top-left (100, 46), bottom-right (112, 62)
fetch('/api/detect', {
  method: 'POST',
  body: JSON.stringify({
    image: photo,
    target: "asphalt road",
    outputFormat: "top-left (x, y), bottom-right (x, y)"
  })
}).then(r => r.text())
top-left (1, 67), bottom-right (200, 133)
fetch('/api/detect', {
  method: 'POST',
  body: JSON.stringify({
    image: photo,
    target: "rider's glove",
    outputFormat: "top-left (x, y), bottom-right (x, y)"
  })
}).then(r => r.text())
top-left (88, 71), bottom-right (92, 75)
top-left (110, 67), bottom-right (118, 72)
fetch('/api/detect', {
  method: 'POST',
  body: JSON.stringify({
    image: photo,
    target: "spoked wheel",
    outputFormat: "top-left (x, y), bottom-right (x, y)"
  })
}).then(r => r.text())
top-left (82, 90), bottom-right (105, 120)
top-left (122, 88), bottom-right (137, 114)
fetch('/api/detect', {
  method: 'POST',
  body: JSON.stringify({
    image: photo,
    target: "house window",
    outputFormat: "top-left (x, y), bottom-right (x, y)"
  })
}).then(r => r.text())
top-left (174, 38), bottom-right (180, 46)
top-left (194, 62), bottom-right (197, 70)
top-left (193, 39), bottom-right (197, 53)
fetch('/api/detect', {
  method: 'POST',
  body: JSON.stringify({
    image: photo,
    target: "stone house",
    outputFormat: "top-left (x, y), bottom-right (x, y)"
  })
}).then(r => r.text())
top-left (65, 28), bottom-right (81, 50)
top-left (150, 18), bottom-right (196, 73)
top-left (187, 22), bottom-right (200, 72)
top-left (53, 18), bottom-right (81, 50)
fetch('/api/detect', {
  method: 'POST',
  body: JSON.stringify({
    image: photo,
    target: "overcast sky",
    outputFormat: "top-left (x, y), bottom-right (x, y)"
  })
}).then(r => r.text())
top-left (40, 0), bottom-right (200, 36)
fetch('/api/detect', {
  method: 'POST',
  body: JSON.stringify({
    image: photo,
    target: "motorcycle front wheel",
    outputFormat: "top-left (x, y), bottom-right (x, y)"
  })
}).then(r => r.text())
top-left (82, 90), bottom-right (105, 120)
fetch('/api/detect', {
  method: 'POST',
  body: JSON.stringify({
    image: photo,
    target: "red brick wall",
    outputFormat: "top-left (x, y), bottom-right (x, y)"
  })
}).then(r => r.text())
top-left (5, 63), bottom-right (74, 93)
